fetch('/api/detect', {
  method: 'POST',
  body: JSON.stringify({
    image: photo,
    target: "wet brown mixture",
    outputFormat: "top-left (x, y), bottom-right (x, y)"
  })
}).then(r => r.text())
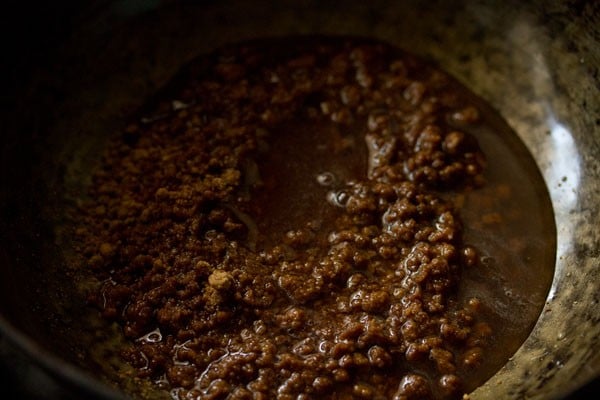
top-left (74, 37), bottom-right (550, 399)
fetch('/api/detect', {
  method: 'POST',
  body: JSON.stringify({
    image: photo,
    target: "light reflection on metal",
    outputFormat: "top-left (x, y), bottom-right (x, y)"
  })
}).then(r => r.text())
top-left (543, 110), bottom-right (581, 300)
top-left (545, 114), bottom-right (581, 211)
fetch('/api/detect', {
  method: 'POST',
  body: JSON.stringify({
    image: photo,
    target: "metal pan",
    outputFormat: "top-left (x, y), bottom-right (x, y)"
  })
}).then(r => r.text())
top-left (1, 0), bottom-right (598, 398)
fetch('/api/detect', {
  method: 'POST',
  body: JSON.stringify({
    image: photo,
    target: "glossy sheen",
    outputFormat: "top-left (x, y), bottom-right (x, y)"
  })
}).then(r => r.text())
top-left (0, 1), bottom-right (598, 399)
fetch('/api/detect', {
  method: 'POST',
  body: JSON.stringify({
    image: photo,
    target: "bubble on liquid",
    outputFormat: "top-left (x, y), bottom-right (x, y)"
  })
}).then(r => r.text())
top-left (204, 229), bottom-right (219, 240)
top-left (316, 171), bottom-right (336, 187)
top-left (480, 255), bottom-right (496, 268)
top-left (139, 351), bottom-right (149, 370)
top-left (318, 340), bottom-right (331, 353)
top-left (172, 99), bottom-right (191, 110)
top-left (137, 328), bottom-right (163, 343)
top-left (327, 190), bottom-right (350, 208)
top-left (154, 374), bottom-right (170, 389)
top-left (173, 340), bottom-right (192, 366)
top-left (170, 387), bottom-right (184, 400)
top-left (100, 278), bottom-right (117, 309)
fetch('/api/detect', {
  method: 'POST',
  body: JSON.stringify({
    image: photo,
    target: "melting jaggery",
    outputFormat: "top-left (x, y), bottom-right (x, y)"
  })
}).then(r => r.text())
top-left (76, 37), bottom-right (501, 400)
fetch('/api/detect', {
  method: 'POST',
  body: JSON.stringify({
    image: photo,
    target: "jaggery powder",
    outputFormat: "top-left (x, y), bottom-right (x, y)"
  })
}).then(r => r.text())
top-left (76, 37), bottom-right (496, 399)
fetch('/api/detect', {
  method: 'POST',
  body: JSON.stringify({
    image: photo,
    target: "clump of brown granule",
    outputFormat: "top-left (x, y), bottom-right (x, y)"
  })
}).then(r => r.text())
top-left (74, 37), bottom-right (491, 400)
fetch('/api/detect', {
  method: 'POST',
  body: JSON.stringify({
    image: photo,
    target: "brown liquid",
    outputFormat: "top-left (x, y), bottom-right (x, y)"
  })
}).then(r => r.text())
top-left (251, 117), bottom-right (368, 247)
top-left (75, 37), bottom-right (557, 399)
top-left (456, 98), bottom-right (556, 388)
top-left (250, 92), bottom-right (555, 392)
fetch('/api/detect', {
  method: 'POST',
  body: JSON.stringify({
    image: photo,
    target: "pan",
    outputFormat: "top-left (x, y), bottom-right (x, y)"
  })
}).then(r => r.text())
top-left (1, 0), bottom-right (598, 399)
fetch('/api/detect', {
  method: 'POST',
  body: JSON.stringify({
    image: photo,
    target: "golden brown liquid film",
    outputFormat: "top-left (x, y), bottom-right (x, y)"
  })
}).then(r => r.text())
top-left (251, 89), bottom-right (555, 392)
top-left (454, 98), bottom-right (556, 389)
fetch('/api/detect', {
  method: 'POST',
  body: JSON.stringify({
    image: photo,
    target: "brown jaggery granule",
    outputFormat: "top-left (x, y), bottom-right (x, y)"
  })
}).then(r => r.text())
top-left (76, 37), bottom-right (491, 400)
